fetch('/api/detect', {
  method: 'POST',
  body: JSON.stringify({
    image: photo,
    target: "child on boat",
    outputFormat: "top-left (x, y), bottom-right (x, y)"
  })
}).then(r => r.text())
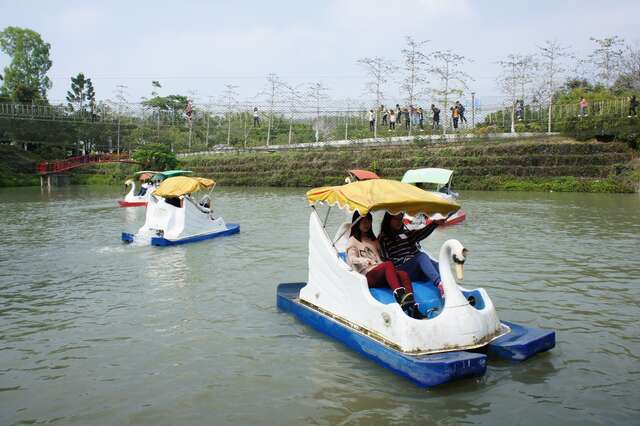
top-left (379, 212), bottom-right (446, 295)
top-left (346, 211), bottom-right (424, 319)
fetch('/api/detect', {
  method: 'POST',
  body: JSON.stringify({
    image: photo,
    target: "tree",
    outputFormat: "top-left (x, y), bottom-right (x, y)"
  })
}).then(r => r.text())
top-left (132, 143), bottom-right (177, 170)
top-left (589, 36), bottom-right (624, 86)
top-left (86, 79), bottom-right (96, 115)
top-left (429, 50), bottom-right (473, 130)
top-left (612, 42), bottom-right (640, 92)
top-left (537, 40), bottom-right (571, 133)
top-left (142, 94), bottom-right (189, 116)
top-left (400, 36), bottom-right (429, 133)
top-left (357, 56), bottom-right (395, 108)
top-left (307, 81), bottom-right (330, 142)
top-left (0, 27), bottom-right (52, 102)
top-left (66, 73), bottom-right (95, 113)
top-left (497, 54), bottom-right (527, 133)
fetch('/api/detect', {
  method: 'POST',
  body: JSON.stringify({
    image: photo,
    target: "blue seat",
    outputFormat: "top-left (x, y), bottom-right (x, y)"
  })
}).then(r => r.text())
top-left (370, 281), bottom-right (443, 317)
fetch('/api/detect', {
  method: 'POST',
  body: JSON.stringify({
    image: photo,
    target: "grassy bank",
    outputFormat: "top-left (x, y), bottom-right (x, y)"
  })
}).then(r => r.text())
top-left (2, 136), bottom-right (638, 192)
top-left (180, 136), bottom-right (639, 193)
top-left (0, 145), bottom-right (41, 187)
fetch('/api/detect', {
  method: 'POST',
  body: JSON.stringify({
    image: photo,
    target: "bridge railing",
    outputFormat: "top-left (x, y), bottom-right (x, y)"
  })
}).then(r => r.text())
top-left (37, 153), bottom-right (132, 175)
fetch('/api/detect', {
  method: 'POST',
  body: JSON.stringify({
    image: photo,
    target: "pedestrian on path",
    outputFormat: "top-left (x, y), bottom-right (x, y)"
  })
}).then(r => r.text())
top-left (253, 107), bottom-right (260, 126)
top-left (629, 96), bottom-right (638, 117)
top-left (368, 109), bottom-right (376, 131)
top-left (579, 97), bottom-right (589, 117)
top-left (431, 104), bottom-right (440, 129)
top-left (451, 105), bottom-right (460, 130)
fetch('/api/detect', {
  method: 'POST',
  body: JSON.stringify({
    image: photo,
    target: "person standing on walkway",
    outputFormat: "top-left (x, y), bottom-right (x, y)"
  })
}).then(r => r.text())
top-left (629, 96), bottom-right (638, 118)
top-left (381, 105), bottom-right (388, 125)
top-left (404, 108), bottom-right (410, 130)
top-left (368, 109), bottom-right (376, 131)
top-left (451, 105), bottom-right (460, 130)
top-left (579, 97), bottom-right (589, 117)
top-left (418, 106), bottom-right (424, 130)
top-left (253, 107), bottom-right (260, 127)
top-left (431, 104), bottom-right (440, 129)
top-left (389, 109), bottom-right (396, 130)
top-left (396, 104), bottom-right (402, 128)
top-left (457, 101), bottom-right (467, 125)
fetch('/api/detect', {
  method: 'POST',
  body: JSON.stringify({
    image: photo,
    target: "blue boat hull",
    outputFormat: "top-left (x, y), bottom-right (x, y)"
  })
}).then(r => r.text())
top-left (277, 282), bottom-right (556, 387)
top-left (488, 320), bottom-right (555, 361)
top-left (121, 224), bottom-right (240, 246)
top-left (277, 282), bottom-right (487, 388)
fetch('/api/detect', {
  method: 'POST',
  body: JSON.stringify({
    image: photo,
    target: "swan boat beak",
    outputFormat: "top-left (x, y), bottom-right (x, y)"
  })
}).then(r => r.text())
top-left (453, 248), bottom-right (468, 281)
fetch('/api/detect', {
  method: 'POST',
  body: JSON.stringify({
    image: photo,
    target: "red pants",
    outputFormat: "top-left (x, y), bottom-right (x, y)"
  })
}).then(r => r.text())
top-left (365, 261), bottom-right (413, 294)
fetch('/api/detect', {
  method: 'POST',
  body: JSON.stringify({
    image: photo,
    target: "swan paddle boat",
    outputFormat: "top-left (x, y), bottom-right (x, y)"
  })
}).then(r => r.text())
top-left (121, 176), bottom-right (239, 246)
top-left (401, 168), bottom-right (466, 226)
top-left (277, 179), bottom-right (554, 388)
top-left (118, 171), bottom-right (159, 207)
top-left (117, 170), bottom-right (193, 207)
top-left (345, 169), bottom-right (380, 183)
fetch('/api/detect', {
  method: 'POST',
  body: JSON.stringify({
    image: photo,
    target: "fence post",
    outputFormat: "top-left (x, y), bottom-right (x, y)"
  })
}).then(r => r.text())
top-left (471, 92), bottom-right (475, 128)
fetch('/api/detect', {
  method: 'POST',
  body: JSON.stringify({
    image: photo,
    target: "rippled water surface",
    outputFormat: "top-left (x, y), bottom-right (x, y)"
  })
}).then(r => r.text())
top-left (1, 186), bottom-right (639, 425)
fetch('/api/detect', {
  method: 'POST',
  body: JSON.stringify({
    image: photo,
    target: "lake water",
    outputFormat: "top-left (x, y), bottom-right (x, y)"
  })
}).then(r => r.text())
top-left (1, 186), bottom-right (639, 425)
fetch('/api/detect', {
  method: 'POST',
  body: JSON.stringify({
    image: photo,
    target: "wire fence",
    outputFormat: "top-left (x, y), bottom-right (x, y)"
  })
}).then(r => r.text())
top-left (0, 96), bottom-right (636, 152)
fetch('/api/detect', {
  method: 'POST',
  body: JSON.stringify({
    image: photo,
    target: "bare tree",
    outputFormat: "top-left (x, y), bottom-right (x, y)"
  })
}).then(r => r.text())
top-left (429, 50), bottom-right (473, 131)
top-left (589, 36), bottom-right (625, 85)
top-left (400, 36), bottom-right (429, 133)
top-left (280, 81), bottom-right (305, 144)
top-left (516, 55), bottom-right (537, 103)
top-left (222, 84), bottom-right (239, 145)
top-left (497, 54), bottom-right (524, 133)
top-left (307, 81), bottom-right (330, 142)
top-left (259, 73), bottom-right (284, 146)
top-left (357, 56), bottom-right (395, 105)
top-left (357, 56), bottom-right (395, 138)
top-left (618, 42), bottom-right (640, 90)
top-left (537, 40), bottom-right (571, 133)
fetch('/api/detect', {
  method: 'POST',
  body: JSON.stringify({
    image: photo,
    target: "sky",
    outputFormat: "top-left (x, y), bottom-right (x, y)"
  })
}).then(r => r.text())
top-left (1, 0), bottom-right (638, 108)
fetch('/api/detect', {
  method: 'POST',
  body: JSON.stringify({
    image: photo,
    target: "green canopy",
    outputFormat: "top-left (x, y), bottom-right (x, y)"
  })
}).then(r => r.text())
top-left (151, 170), bottom-right (193, 182)
top-left (401, 168), bottom-right (454, 185)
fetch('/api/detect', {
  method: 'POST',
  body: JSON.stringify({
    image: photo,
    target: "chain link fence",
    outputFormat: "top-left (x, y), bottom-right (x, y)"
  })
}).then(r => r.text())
top-left (0, 96), bottom-right (635, 152)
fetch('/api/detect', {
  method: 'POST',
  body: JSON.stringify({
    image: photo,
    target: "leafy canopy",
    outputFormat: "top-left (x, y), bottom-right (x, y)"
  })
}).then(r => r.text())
top-left (0, 27), bottom-right (52, 102)
top-left (132, 144), bottom-right (177, 170)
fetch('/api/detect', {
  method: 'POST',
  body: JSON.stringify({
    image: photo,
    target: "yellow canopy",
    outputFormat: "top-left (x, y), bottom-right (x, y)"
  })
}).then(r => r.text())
top-left (153, 176), bottom-right (215, 198)
top-left (306, 179), bottom-right (460, 216)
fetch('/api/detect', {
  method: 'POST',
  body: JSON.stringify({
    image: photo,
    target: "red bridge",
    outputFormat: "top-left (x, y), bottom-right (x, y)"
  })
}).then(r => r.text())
top-left (37, 153), bottom-right (139, 175)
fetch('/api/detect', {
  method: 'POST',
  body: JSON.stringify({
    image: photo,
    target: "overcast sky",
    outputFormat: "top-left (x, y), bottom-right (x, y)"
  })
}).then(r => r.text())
top-left (1, 0), bottom-right (638, 107)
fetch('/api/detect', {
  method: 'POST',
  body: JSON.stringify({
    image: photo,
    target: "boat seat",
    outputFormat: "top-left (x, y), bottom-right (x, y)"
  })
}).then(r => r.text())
top-left (370, 281), bottom-right (443, 317)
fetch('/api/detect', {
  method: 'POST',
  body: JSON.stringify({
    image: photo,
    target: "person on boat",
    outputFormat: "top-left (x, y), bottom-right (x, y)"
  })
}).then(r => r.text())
top-left (379, 212), bottom-right (447, 295)
top-left (165, 196), bottom-right (183, 208)
top-left (346, 211), bottom-right (423, 319)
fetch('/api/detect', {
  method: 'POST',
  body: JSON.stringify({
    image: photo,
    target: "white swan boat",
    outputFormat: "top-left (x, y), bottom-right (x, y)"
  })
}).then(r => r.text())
top-left (401, 168), bottom-right (466, 226)
top-left (118, 171), bottom-right (158, 207)
top-left (277, 179), bottom-right (554, 387)
top-left (121, 176), bottom-right (239, 246)
top-left (118, 170), bottom-right (193, 207)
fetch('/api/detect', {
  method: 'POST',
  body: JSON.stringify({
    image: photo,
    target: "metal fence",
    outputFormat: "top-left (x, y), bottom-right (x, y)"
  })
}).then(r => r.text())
top-left (0, 96), bottom-right (635, 152)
